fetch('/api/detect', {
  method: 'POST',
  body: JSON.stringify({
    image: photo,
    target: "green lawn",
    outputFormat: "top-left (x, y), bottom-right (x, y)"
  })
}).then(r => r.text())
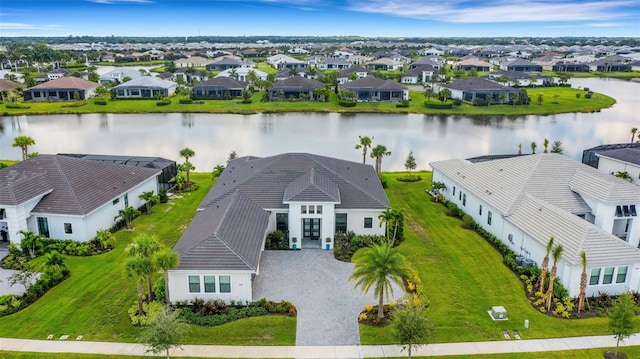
top-left (542, 70), bottom-right (640, 79)
top-left (0, 352), bottom-right (286, 359)
top-left (369, 346), bottom-right (640, 359)
top-left (360, 172), bottom-right (637, 344)
top-left (1, 87), bottom-right (614, 116)
top-left (0, 172), bottom-right (296, 345)
top-left (0, 160), bottom-right (19, 167)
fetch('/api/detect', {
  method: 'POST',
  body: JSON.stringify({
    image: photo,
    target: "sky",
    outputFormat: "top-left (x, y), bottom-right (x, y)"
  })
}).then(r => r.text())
top-left (1, 0), bottom-right (639, 38)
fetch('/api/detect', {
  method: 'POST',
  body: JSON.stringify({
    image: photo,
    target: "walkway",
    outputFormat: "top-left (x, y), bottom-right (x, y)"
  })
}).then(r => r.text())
top-left (252, 250), bottom-right (403, 346)
top-left (2, 334), bottom-right (640, 358)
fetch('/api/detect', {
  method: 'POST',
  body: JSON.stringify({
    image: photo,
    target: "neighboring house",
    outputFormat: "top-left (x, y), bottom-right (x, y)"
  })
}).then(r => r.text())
top-left (350, 55), bottom-right (373, 66)
top-left (269, 76), bottom-right (324, 100)
top-left (437, 78), bottom-right (521, 104)
top-left (492, 57), bottom-right (543, 72)
top-left (0, 154), bottom-right (160, 245)
top-left (582, 143), bottom-right (640, 169)
top-left (486, 71), bottom-right (553, 87)
top-left (46, 68), bottom-right (73, 81)
top-left (23, 77), bottom-right (98, 102)
top-left (99, 68), bottom-right (142, 84)
top-left (594, 148), bottom-right (640, 186)
top-left (266, 54), bottom-right (308, 70)
top-left (401, 65), bottom-right (436, 84)
top-left (365, 58), bottom-right (404, 71)
top-left (589, 56), bottom-right (632, 72)
top-left (113, 76), bottom-right (177, 99)
top-left (0, 79), bottom-right (22, 99)
top-left (552, 62), bottom-right (591, 72)
top-left (316, 58), bottom-right (352, 70)
top-left (192, 77), bottom-right (248, 99)
top-left (205, 58), bottom-right (249, 71)
top-left (339, 77), bottom-right (409, 102)
top-left (174, 56), bottom-right (212, 68)
top-left (337, 65), bottom-right (372, 84)
top-left (216, 68), bottom-right (268, 83)
top-left (334, 49), bottom-right (355, 59)
top-left (58, 153), bottom-right (176, 191)
top-left (167, 153), bottom-right (389, 303)
top-left (453, 58), bottom-right (493, 72)
top-left (430, 154), bottom-right (640, 297)
top-left (173, 68), bottom-right (207, 84)
top-left (410, 57), bottom-right (443, 70)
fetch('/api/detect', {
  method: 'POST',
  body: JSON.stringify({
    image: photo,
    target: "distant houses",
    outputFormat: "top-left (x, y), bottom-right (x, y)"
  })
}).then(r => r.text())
top-left (23, 77), bottom-right (98, 102)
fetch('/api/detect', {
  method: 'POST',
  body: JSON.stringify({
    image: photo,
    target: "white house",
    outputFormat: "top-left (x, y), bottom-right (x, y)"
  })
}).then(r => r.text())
top-left (167, 153), bottom-right (389, 304)
top-left (430, 154), bottom-right (640, 297)
top-left (0, 155), bottom-right (160, 245)
top-left (595, 148), bottom-right (640, 186)
top-left (113, 77), bottom-right (178, 99)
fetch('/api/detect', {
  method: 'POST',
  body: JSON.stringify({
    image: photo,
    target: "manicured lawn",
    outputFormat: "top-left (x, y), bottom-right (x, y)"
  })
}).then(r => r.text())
top-left (0, 172), bottom-right (296, 345)
top-left (0, 352), bottom-right (287, 359)
top-left (542, 70), bottom-right (640, 79)
top-left (369, 346), bottom-right (640, 359)
top-left (360, 172), bottom-right (637, 344)
top-left (0, 87), bottom-right (614, 116)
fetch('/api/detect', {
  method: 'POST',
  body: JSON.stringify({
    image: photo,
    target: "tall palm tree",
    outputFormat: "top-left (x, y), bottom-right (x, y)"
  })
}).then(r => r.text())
top-left (631, 128), bottom-right (638, 143)
top-left (355, 135), bottom-right (374, 164)
top-left (370, 144), bottom-right (391, 176)
top-left (545, 244), bottom-right (564, 312)
top-left (155, 250), bottom-right (179, 304)
top-left (543, 138), bottom-right (549, 153)
top-left (538, 236), bottom-right (555, 293)
top-left (129, 233), bottom-right (161, 303)
top-left (12, 135), bottom-right (35, 161)
top-left (378, 208), bottom-right (394, 241)
top-left (126, 256), bottom-right (152, 315)
top-left (179, 147), bottom-right (195, 185)
top-left (578, 251), bottom-right (587, 313)
top-left (390, 208), bottom-right (406, 245)
top-left (350, 242), bottom-right (410, 319)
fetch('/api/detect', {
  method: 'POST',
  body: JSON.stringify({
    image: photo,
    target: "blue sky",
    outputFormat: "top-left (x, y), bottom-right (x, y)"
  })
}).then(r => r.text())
top-left (1, 0), bottom-right (639, 38)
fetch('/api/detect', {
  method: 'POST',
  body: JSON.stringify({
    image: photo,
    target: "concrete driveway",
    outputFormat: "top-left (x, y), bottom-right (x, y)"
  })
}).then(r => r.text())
top-left (252, 249), bottom-right (403, 346)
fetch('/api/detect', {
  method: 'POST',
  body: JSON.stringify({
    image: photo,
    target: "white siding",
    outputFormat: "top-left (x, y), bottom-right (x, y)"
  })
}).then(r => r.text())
top-left (167, 270), bottom-right (253, 304)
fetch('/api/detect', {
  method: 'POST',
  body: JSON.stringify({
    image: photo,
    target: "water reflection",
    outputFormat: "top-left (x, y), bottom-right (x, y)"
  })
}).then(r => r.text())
top-left (0, 78), bottom-right (638, 172)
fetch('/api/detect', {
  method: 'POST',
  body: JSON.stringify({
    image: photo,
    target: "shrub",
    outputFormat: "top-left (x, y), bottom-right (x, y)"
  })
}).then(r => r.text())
top-left (159, 187), bottom-right (169, 203)
top-left (338, 100), bottom-right (356, 107)
top-left (128, 301), bottom-right (164, 326)
top-left (179, 99), bottom-right (193, 104)
top-left (461, 214), bottom-right (475, 229)
top-left (5, 103), bottom-right (30, 109)
top-left (584, 91), bottom-right (593, 99)
top-left (265, 230), bottom-right (289, 250)
top-left (395, 99), bottom-right (410, 108)
top-left (61, 100), bottom-right (87, 108)
top-left (379, 175), bottom-right (388, 188)
top-left (452, 98), bottom-right (462, 106)
top-left (154, 277), bottom-right (166, 304)
top-left (156, 98), bottom-right (171, 106)
top-left (93, 98), bottom-right (107, 105)
top-left (396, 175), bottom-right (422, 182)
top-left (424, 101), bottom-right (452, 109)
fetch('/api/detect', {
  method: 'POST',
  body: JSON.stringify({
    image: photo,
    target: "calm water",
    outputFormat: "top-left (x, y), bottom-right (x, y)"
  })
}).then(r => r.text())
top-left (1, 78), bottom-right (638, 172)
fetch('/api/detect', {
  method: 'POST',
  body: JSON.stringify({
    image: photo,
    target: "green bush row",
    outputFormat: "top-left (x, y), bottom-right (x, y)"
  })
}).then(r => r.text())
top-left (338, 100), bottom-right (356, 107)
top-left (424, 101), bottom-right (453, 109)
top-left (156, 99), bottom-right (171, 106)
top-left (93, 99), bottom-right (108, 105)
top-left (5, 103), bottom-right (31, 109)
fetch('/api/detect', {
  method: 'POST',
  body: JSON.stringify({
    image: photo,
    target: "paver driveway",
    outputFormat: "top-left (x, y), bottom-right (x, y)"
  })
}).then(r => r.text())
top-left (252, 249), bottom-right (403, 346)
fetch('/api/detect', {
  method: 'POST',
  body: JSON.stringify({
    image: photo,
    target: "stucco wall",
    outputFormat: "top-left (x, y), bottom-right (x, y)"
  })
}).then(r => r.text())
top-left (167, 270), bottom-right (253, 304)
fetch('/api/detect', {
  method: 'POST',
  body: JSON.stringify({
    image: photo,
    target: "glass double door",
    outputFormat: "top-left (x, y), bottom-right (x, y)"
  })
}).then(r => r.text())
top-left (303, 218), bottom-right (321, 240)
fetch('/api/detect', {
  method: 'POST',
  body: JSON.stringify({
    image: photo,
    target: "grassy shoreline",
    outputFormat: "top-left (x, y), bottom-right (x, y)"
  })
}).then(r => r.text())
top-left (1, 87), bottom-right (615, 117)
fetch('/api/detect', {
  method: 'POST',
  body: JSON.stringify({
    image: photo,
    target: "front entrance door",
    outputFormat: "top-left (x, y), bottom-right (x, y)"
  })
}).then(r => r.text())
top-left (303, 218), bottom-right (321, 240)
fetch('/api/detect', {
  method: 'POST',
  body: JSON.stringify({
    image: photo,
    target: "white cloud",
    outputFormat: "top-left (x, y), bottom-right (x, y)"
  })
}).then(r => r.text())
top-left (87, 0), bottom-right (153, 4)
top-left (0, 22), bottom-right (63, 30)
top-left (346, 0), bottom-right (640, 23)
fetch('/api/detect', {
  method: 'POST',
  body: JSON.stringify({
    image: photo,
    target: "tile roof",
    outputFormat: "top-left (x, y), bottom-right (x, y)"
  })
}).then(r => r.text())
top-left (340, 77), bottom-right (408, 91)
top-left (0, 79), bottom-right (22, 91)
top-left (443, 78), bottom-right (518, 92)
top-left (174, 153), bottom-right (389, 271)
top-left (113, 76), bottom-right (177, 89)
top-left (195, 77), bottom-right (248, 89)
top-left (597, 148), bottom-right (640, 166)
top-left (272, 76), bottom-right (323, 90)
top-left (0, 155), bottom-right (160, 215)
top-left (27, 77), bottom-right (98, 90)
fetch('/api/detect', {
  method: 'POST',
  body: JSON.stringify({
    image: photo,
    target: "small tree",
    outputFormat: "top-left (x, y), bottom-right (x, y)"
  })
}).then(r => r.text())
top-left (211, 164), bottom-right (225, 181)
top-left (139, 191), bottom-right (160, 215)
top-left (115, 206), bottom-right (141, 230)
top-left (550, 140), bottom-right (564, 154)
top-left (12, 135), bottom-right (36, 161)
top-left (392, 294), bottom-right (433, 359)
top-left (531, 141), bottom-right (537, 154)
top-left (93, 229), bottom-right (111, 251)
top-left (18, 230), bottom-right (44, 258)
top-left (178, 148), bottom-right (195, 185)
top-left (543, 138), bottom-right (549, 153)
top-left (139, 306), bottom-right (189, 359)
top-left (608, 292), bottom-right (636, 359)
top-left (227, 150), bottom-right (237, 163)
top-left (355, 136), bottom-right (374, 164)
top-left (404, 151), bottom-right (417, 172)
top-left (8, 266), bottom-right (37, 291)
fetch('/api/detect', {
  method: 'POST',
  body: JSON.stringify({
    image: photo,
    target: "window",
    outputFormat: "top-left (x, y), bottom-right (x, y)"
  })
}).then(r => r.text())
top-left (188, 276), bottom-right (200, 293)
top-left (113, 198), bottom-right (120, 205)
top-left (219, 276), bottom-right (231, 293)
top-left (589, 268), bottom-right (601, 285)
top-left (335, 213), bottom-right (347, 233)
top-left (616, 266), bottom-right (628, 283)
top-left (603, 267), bottom-right (614, 284)
top-left (37, 217), bottom-right (50, 237)
top-left (124, 193), bottom-right (129, 207)
top-left (364, 217), bottom-right (373, 229)
top-left (276, 213), bottom-right (288, 233)
top-left (453, 186), bottom-right (456, 196)
top-left (0, 208), bottom-right (5, 220)
top-left (487, 211), bottom-right (492, 225)
top-left (301, 205), bottom-right (307, 214)
top-left (462, 193), bottom-right (467, 206)
top-left (64, 223), bottom-right (73, 234)
top-left (459, 192), bottom-right (462, 201)
top-left (204, 276), bottom-right (216, 293)
top-left (479, 205), bottom-right (483, 216)
top-left (308, 206), bottom-right (315, 214)
top-left (316, 205), bottom-right (322, 214)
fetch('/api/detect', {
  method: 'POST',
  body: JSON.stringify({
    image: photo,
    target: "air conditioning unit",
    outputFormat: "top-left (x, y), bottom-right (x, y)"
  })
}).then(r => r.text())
top-left (491, 306), bottom-right (508, 320)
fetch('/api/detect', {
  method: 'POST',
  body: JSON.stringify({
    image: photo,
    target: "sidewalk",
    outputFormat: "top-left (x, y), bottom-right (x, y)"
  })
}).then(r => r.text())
top-left (2, 334), bottom-right (640, 358)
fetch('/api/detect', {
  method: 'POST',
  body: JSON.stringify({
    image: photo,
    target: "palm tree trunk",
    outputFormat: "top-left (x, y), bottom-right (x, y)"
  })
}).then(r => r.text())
top-left (146, 274), bottom-right (154, 303)
top-left (164, 271), bottom-right (171, 304)
top-left (362, 149), bottom-right (367, 164)
top-left (545, 268), bottom-right (556, 311)
top-left (578, 272), bottom-right (587, 313)
top-left (378, 289), bottom-right (385, 318)
top-left (137, 282), bottom-right (145, 315)
top-left (538, 260), bottom-right (548, 293)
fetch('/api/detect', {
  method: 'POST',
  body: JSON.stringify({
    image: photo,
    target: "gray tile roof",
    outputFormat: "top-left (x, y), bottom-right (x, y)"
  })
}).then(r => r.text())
top-left (430, 154), bottom-right (640, 266)
top-left (113, 76), bottom-right (177, 89)
top-left (0, 154), bottom-right (160, 215)
top-left (597, 148), bottom-right (640, 166)
top-left (195, 77), bottom-right (248, 89)
top-left (272, 76), bottom-right (323, 90)
top-left (340, 77), bottom-right (408, 91)
top-left (174, 153), bottom-right (388, 271)
top-left (443, 78), bottom-right (518, 92)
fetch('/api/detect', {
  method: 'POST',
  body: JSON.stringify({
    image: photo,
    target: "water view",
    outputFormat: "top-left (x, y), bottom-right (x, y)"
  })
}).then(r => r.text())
top-left (1, 78), bottom-right (638, 171)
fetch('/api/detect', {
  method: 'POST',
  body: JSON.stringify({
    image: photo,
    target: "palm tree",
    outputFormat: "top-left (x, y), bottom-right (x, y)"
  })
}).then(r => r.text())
top-left (126, 256), bottom-right (152, 316)
top-left (370, 144), bottom-right (391, 176)
top-left (538, 236), bottom-right (555, 293)
top-left (12, 135), bottom-right (35, 161)
top-left (139, 191), bottom-right (160, 215)
top-left (115, 206), bottom-right (141, 230)
top-left (578, 251), bottom-right (587, 313)
top-left (378, 208), bottom-right (394, 241)
top-left (41, 250), bottom-right (66, 276)
top-left (129, 233), bottom-right (161, 303)
top-left (18, 230), bottom-right (44, 258)
top-left (543, 138), bottom-right (549, 153)
top-left (179, 147), bottom-right (195, 185)
top-left (155, 250), bottom-right (179, 304)
top-left (350, 242), bottom-right (410, 319)
top-left (355, 135), bottom-right (374, 164)
top-left (93, 229), bottom-right (111, 251)
top-left (545, 244), bottom-right (564, 312)
top-left (530, 141), bottom-right (537, 154)
top-left (631, 127), bottom-right (638, 143)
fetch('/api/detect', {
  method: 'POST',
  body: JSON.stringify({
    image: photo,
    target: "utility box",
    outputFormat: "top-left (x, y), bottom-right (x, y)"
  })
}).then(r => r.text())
top-left (491, 306), bottom-right (508, 320)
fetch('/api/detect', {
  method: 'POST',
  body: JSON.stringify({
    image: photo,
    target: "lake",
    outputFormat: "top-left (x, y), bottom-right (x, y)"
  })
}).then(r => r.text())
top-left (1, 78), bottom-right (638, 172)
